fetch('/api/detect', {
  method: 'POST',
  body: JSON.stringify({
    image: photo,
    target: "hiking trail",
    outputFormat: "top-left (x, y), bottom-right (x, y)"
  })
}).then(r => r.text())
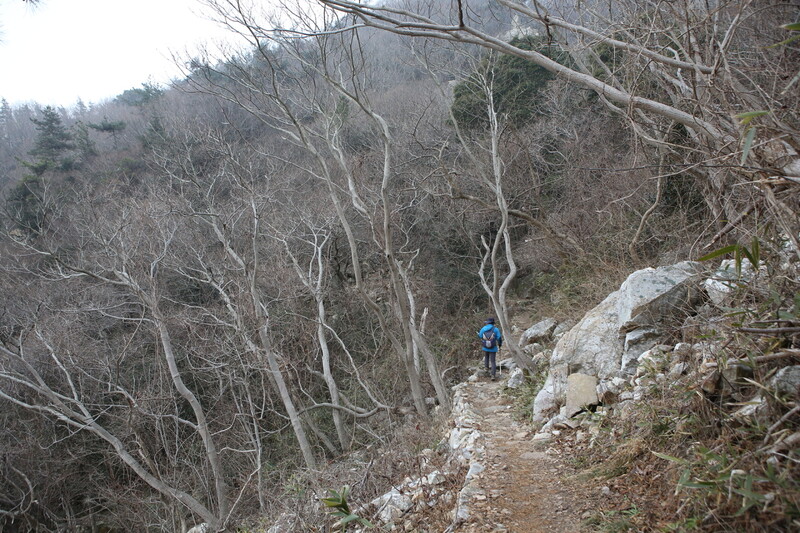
top-left (451, 376), bottom-right (597, 532)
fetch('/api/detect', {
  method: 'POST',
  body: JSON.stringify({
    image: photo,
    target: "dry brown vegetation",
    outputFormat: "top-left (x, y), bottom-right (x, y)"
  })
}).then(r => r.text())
top-left (0, 0), bottom-right (797, 531)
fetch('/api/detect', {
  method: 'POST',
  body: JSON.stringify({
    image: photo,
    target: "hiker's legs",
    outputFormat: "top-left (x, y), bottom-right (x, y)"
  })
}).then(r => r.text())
top-left (484, 351), bottom-right (490, 372)
top-left (488, 352), bottom-right (496, 377)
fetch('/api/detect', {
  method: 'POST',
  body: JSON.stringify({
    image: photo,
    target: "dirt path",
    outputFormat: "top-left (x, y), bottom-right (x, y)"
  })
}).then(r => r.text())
top-left (455, 378), bottom-right (592, 533)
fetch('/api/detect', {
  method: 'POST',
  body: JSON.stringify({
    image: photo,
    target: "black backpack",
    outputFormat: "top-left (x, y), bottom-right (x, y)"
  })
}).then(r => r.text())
top-left (482, 329), bottom-right (497, 349)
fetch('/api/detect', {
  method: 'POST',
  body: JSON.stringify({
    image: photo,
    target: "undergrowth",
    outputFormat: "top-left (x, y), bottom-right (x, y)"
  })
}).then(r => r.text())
top-left (577, 242), bottom-right (800, 532)
top-left (506, 366), bottom-right (548, 421)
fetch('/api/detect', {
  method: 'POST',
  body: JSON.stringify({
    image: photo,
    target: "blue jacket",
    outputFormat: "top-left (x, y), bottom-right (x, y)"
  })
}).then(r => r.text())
top-left (478, 324), bottom-right (502, 352)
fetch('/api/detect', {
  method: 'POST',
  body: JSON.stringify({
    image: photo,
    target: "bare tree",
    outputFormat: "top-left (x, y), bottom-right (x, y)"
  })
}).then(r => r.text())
top-left (312, 0), bottom-right (799, 240)
top-left (189, 0), bottom-right (451, 415)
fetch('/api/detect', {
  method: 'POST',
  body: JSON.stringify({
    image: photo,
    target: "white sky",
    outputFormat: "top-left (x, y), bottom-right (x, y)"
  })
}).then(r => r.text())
top-left (0, 0), bottom-right (244, 108)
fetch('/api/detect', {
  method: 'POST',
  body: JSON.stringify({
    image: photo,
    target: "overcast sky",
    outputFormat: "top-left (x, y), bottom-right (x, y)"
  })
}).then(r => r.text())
top-left (0, 0), bottom-right (243, 108)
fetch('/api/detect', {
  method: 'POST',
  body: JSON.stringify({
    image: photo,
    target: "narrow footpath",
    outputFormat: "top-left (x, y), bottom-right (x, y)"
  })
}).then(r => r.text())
top-left (453, 378), bottom-right (592, 532)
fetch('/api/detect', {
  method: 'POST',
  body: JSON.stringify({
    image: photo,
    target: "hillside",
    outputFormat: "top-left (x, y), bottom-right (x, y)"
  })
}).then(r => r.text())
top-left (0, 1), bottom-right (798, 531)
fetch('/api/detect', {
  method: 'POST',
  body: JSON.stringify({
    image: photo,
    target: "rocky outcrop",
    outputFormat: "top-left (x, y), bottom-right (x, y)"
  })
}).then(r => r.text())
top-left (533, 261), bottom-right (706, 423)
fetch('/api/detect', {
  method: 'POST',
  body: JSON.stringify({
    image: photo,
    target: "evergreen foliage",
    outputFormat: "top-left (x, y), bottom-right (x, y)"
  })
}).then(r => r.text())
top-left (28, 106), bottom-right (74, 170)
top-left (451, 37), bottom-right (570, 130)
top-left (115, 82), bottom-right (163, 107)
top-left (89, 116), bottom-right (126, 147)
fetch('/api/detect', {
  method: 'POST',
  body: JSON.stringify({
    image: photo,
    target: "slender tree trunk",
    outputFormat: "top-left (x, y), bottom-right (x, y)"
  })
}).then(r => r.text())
top-left (149, 304), bottom-right (229, 528)
top-left (316, 298), bottom-right (349, 451)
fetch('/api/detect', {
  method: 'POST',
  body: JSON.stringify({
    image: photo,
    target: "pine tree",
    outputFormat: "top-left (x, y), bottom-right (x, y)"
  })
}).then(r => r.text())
top-left (73, 121), bottom-right (97, 161)
top-left (89, 116), bottom-right (126, 148)
top-left (0, 98), bottom-right (12, 148)
top-left (28, 106), bottom-right (74, 171)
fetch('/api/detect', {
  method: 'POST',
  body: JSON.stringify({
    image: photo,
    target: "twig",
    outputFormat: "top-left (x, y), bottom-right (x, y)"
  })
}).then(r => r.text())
top-left (702, 205), bottom-right (755, 250)
top-left (737, 327), bottom-right (800, 335)
top-left (763, 405), bottom-right (800, 445)
top-left (734, 350), bottom-right (800, 364)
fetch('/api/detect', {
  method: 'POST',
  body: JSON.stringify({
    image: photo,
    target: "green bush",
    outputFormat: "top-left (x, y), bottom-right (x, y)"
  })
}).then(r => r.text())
top-left (451, 37), bottom-right (571, 130)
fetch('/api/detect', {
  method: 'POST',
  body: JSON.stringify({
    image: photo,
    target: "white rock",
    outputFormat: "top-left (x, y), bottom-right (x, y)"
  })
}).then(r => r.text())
top-left (541, 413), bottom-right (568, 432)
top-left (673, 342), bottom-right (693, 358)
top-left (531, 261), bottom-right (704, 422)
top-left (426, 470), bottom-right (446, 485)
top-left (622, 327), bottom-right (660, 374)
top-left (498, 357), bottom-right (517, 371)
top-left (532, 375), bottom-right (557, 424)
top-left (372, 489), bottom-right (413, 523)
top-left (703, 259), bottom-right (756, 306)
top-left (730, 396), bottom-right (765, 422)
top-left (519, 318), bottom-right (558, 345)
top-left (772, 366), bottom-right (800, 400)
top-left (466, 462), bottom-right (485, 480)
top-left (668, 362), bottom-right (689, 378)
top-left (565, 373), bottom-right (599, 417)
top-left (553, 320), bottom-right (575, 339)
top-left (506, 368), bottom-right (526, 389)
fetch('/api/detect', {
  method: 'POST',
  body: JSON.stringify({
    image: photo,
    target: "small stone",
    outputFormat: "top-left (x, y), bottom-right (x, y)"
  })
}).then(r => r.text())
top-left (673, 342), bottom-right (692, 358)
top-left (668, 362), bottom-right (689, 378)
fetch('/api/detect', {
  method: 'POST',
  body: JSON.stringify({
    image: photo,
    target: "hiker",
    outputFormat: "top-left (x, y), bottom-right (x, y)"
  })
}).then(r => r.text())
top-left (478, 317), bottom-right (503, 379)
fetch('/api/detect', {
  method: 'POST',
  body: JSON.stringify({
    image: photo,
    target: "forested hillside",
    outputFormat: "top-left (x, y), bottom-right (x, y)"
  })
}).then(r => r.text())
top-left (1, 1), bottom-right (798, 531)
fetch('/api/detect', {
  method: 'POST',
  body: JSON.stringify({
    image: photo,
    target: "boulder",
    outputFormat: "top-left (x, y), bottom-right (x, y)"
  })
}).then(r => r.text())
top-left (532, 261), bottom-right (705, 423)
top-left (187, 525), bottom-right (209, 533)
top-left (565, 373), bottom-right (599, 417)
top-left (519, 318), bottom-right (557, 345)
top-left (617, 261), bottom-right (705, 331)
